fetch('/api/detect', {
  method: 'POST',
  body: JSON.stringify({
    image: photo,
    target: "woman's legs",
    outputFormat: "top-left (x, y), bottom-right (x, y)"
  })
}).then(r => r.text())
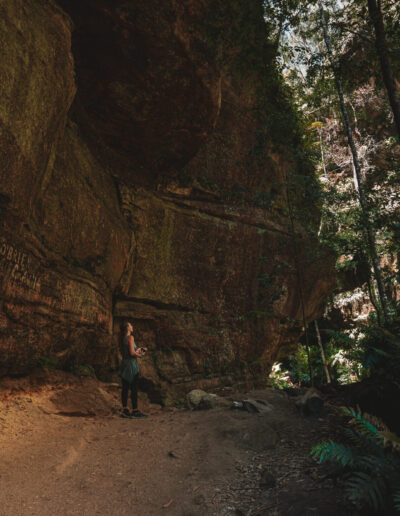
top-left (121, 379), bottom-right (130, 409)
top-left (121, 375), bottom-right (147, 417)
top-left (122, 376), bottom-right (138, 409)
top-left (130, 374), bottom-right (139, 410)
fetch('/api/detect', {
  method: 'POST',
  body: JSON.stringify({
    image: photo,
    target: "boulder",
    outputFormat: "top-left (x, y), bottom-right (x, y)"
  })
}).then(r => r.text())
top-left (187, 389), bottom-right (230, 410)
top-left (295, 388), bottom-right (324, 416)
top-left (241, 399), bottom-right (273, 414)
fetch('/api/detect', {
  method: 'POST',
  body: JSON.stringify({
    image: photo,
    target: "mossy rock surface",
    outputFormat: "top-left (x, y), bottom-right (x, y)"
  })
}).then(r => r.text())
top-left (0, 0), bottom-right (334, 403)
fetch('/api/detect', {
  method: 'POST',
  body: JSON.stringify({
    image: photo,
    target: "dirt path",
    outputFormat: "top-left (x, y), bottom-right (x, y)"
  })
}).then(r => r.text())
top-left (0, 374), bottom-right (353, 516)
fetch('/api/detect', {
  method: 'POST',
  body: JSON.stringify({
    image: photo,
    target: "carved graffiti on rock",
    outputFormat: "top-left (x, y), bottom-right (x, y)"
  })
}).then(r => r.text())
top-left (0, 239), bottom-right (111, 330)
top-left (0, 240), bottom-right (40, 291)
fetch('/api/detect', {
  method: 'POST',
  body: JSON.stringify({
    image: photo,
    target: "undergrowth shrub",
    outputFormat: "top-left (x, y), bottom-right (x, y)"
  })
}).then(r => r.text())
top-left (311, 407), bottom-right (400, 513)
top-left (70, 364), bottom-right (96, 378)
top-left (37, 356), bottom-right (61, 371)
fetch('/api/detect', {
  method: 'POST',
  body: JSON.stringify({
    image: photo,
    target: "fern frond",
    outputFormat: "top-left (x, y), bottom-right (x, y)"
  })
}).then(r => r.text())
top-left (362, 412), bottom-right (390, 434)
top-left (346, 471), bottom-right (387, 511)
top-left (356, 455), bottom-right (397, 477)
top-left (363, 349), bottom-right (381, 370)
top-left (312, 407), bottom-right (400, 512)
top-left (393, 491), bottom-right (400, 512)
top-left (311, 440), bottom-right (355, 467)
top-left (355, 432), bottom-right (386, 458)
top-left (343, 428), bottom-right (362, 446)
top-left (343, 407), bottom-right (382, 440)
top-left (342, 429), bottom-right (383, 459)
top-left (356, 455), bottom-right (383, 472)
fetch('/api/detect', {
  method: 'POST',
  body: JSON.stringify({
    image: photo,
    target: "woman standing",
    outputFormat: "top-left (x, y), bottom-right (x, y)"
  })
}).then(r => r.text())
top-left (119, 321), bottom-right (147, 418)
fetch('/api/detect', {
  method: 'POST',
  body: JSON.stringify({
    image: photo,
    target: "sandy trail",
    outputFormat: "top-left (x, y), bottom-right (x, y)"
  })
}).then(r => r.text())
top-left (0, 375), bottom-right (351, 516)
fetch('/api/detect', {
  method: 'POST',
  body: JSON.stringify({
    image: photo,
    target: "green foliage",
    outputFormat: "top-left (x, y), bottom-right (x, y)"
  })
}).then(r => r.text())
top-left (311, 407), bottom-right (400, 512)
top-left (277, 0), bottom-right (400, 326)
top-left (268, 362), bottom-right (292, 389)
top-left (173, 398), bottom-right (186, 409)
top-left (283, 311), bottom-right (400, 388)
top-left (312, 312), bottom-right (400, 392)
top-left (70, 364), bottom-right (96, 378)
top-left (38, 357), bottom-right (97, 378)
top-left (394, 492), bottom-right (400, 511)
top-left (325, 329), bottom-right (364, 384)
top-left (38, 356), bottom-right (60, 371)
top-left (203, 0), bottom-right (315, 157)
top-left (352, 316), bottom-right (400, 407)
top-left (342, 407), bottom-right (382, 439)
top-left (311, 440), bottom-right (355, 467)
top-left (249, 358), bottom-right (265, 374)
top-left (282, 324), bottom-right (368, 387)
top-left (324, 329), bottom-right (355, 348)
top-left (197, 174), bottom-right (218, 192)
top-left (286, 345), bottom-right (313, 385)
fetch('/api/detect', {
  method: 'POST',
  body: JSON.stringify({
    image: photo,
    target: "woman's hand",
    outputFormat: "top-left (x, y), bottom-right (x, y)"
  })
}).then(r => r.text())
top-left (128, 336), bottom-right (143, 358)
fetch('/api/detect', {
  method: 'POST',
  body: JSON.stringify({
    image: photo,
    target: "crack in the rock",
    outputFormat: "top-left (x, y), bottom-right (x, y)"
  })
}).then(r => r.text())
top-left (155, 194), bottom-right (294, 236)
top-left (114, 296), bottom-right (209, 314)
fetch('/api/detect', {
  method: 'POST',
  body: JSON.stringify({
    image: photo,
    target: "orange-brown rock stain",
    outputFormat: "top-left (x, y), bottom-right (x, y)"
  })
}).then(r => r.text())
top-left (0, 0), bottom-right (334, 401)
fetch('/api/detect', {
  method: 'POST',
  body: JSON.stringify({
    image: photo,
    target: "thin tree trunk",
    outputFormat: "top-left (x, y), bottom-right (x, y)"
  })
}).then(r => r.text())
top-left (367, 0), bottom-right (400, 139)
top-left (319, 128), bottom-right (328, 178)
top-left (350, 103), bottom-right (361, 192)
top-left (318, 0), bottom-right (391, 325)
top-left (272, 16), bottom-right (285, 58)
top-left (314, 320), bottom-right (331, 384)
top-left (318, 128), bottom-right (327, 237)
top-left (367, 276), bottom-right (382, 327)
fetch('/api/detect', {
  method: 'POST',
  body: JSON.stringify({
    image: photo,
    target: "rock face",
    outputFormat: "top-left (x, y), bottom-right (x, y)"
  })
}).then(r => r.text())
top-left (0, 0), bottom-right (333, 400)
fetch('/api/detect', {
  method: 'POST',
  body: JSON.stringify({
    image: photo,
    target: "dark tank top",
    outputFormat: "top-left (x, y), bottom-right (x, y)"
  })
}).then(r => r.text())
top-left (119, 335), bottom-right (139, 382)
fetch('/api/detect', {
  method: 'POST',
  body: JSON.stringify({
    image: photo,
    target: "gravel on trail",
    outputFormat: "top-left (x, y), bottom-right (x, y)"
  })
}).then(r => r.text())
top-left (0, 374), bottom-right (354, 516)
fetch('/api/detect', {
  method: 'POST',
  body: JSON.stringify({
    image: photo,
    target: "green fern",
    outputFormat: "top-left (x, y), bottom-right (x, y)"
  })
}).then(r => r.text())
top-left (394, 492), bottom-right (400, 511)
top-left (311, 408), bottom-right (400, 513)
top-left (311, 440), bottom-right (355, 467)
top-left (342, 407), bottom-right (382, 440)
top-left (346, 472), bottom-right (387, 511)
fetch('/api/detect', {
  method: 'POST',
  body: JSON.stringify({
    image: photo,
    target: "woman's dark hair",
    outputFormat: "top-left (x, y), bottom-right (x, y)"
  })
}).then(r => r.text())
top-left (119, 321), bottom-right (131, 348)
top-left (122, 321), bottom-right (131, 333)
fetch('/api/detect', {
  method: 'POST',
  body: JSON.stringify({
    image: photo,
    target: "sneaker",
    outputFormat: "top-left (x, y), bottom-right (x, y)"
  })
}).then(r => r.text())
top-left (131, 410), bottom-right (148, 418)
top-left (120, 408), bottom-right (131, 418)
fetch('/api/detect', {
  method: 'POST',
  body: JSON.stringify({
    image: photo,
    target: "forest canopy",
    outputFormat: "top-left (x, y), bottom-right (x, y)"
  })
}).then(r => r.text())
top-left (263, 0), bottom-right (400, 381)
top-left (263, 2), bottom-right (400, 511)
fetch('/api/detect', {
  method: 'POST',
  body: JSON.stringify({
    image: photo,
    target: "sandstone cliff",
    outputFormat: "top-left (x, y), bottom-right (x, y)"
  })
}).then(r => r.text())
top-left (0, 0), bottom-right (332, 402)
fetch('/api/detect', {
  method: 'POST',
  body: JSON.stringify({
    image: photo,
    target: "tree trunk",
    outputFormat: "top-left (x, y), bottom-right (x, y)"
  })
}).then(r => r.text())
top-left (367, 276), bottom-right (382, 327)
top-left (314, 320), bottom-right (331, 384)
top-left (367, 0), bottom-right (400, 139)
top-left (318, 0), bottom-right (391, 325)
